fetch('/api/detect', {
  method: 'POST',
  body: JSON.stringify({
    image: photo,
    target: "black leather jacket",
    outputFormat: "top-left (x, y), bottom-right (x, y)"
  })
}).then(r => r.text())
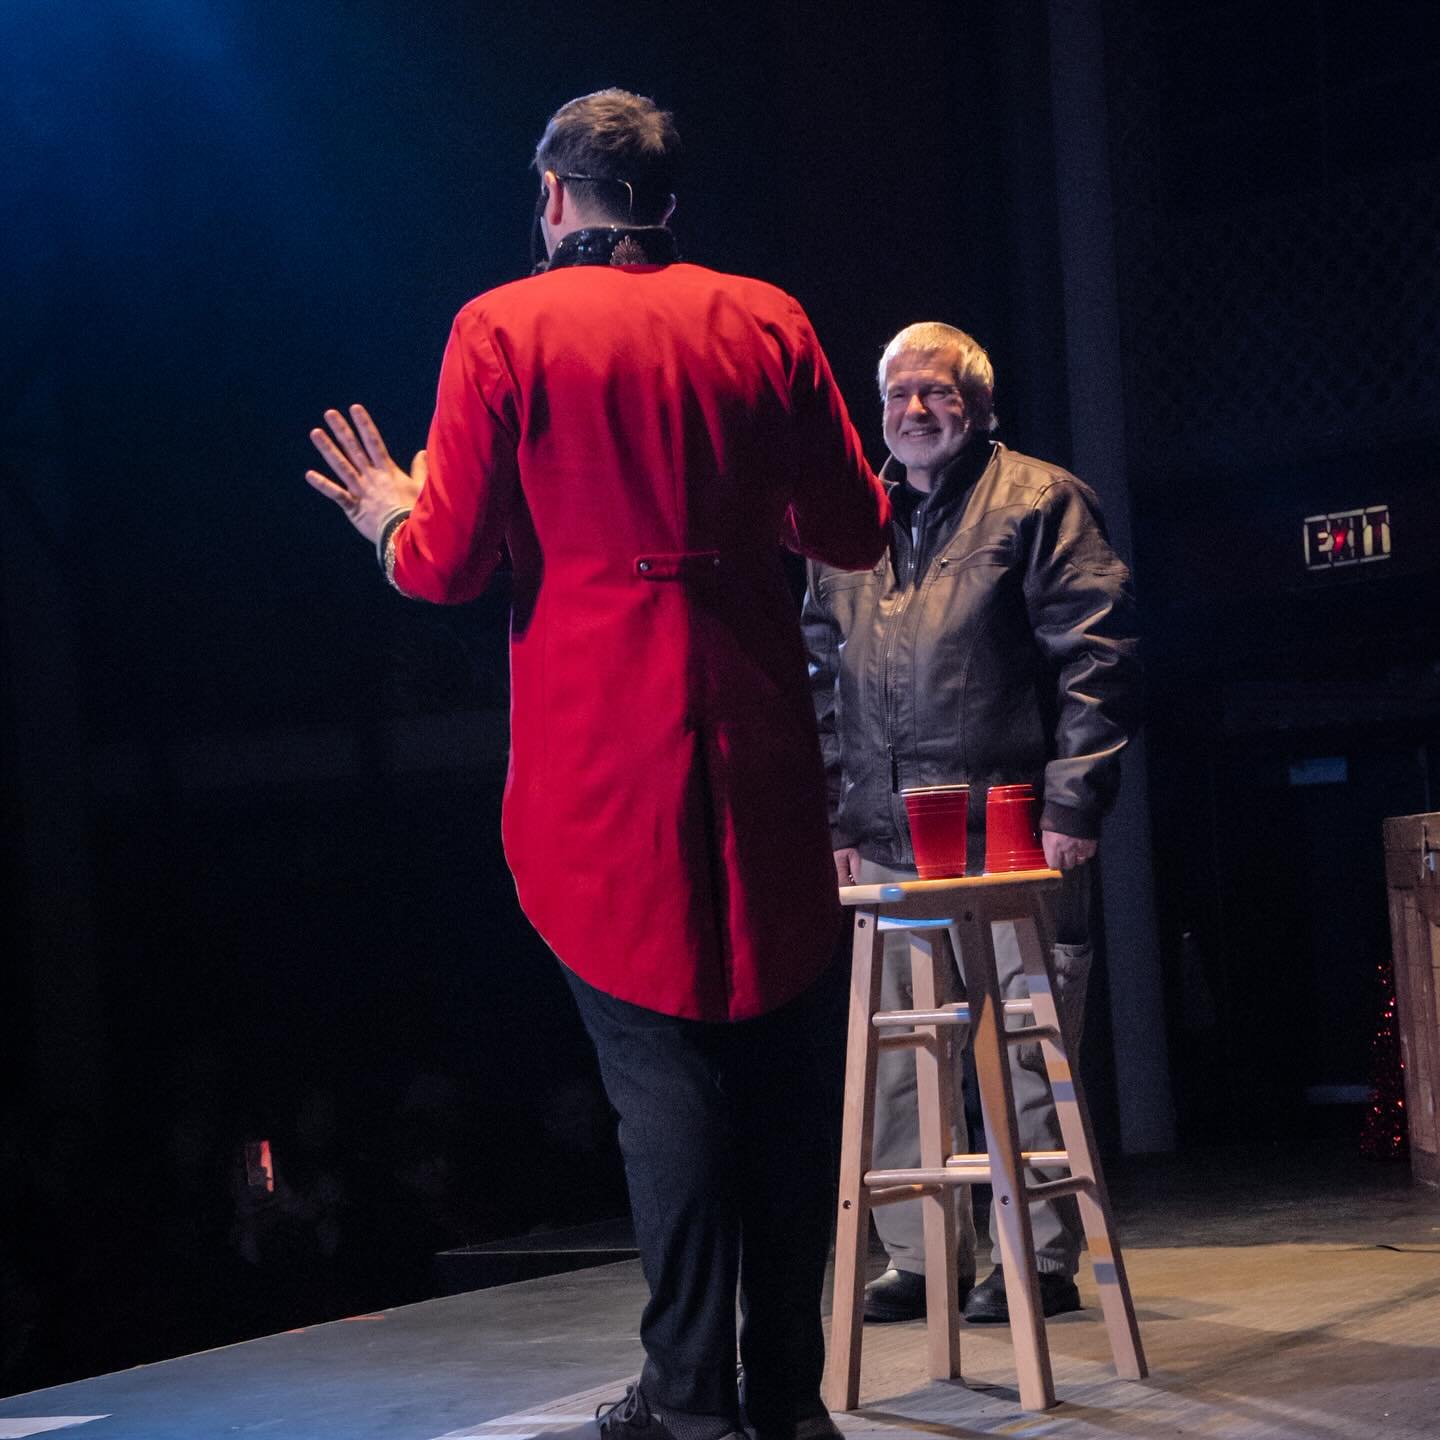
top-left (801, 440), bottom-right (1141, 866)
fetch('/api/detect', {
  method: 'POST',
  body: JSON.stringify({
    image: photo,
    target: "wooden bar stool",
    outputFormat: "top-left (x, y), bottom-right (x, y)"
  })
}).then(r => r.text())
top-left (823, 871), bottom-right (1146, 1413)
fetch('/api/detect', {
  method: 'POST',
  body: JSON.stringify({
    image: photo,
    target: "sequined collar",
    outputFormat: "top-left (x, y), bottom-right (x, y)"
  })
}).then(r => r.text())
top-left (546, 226), bottom-right (678, 270)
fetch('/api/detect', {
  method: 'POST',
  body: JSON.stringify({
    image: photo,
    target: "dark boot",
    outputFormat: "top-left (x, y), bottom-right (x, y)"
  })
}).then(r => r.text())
top-left (962, 1266), bottom-right (1082, 1325)
top-left (861, 1266), bottom-right (976, 1324)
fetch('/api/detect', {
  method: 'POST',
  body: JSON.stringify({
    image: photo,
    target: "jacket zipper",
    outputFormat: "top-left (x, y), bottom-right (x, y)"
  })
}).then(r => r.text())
top-left (881, 504), bottom-right (929, 800)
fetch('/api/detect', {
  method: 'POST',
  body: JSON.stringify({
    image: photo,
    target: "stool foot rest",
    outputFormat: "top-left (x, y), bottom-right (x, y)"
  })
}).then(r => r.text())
top-left (947, 1149), bottom-right (1068, 1167)
top-left (869, 1182), bottom-right (947, 1206)
top-left (873, 999), bottom-right (1035, 1026)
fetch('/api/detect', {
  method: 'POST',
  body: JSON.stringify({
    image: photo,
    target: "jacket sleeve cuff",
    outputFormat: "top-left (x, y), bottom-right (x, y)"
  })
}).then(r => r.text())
top-left (1040, 802), bottom-right (1100, 840)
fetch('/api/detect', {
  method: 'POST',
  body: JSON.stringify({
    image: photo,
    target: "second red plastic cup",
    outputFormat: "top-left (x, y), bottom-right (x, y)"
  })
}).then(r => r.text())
top-left (984, 782), bottom-right (1048, 873)
top-left (901, 785), bottom-right (971, 879)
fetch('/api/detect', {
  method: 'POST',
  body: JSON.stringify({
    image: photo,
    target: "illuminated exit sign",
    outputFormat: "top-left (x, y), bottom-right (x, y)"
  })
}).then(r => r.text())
top-left (1303, 505), bottom-right (1391, 570)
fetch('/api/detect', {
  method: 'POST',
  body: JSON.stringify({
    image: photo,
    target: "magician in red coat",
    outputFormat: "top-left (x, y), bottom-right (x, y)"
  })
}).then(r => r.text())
top-left (306, 90), bottom-right (889, 1440)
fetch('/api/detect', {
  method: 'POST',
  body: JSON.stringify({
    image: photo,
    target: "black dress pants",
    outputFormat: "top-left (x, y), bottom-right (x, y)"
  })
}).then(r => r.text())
top-left (563, 959), bottom-right (846, 1423)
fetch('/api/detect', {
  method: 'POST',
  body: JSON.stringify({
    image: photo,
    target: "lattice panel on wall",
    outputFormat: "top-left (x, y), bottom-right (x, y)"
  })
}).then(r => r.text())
top-left (1123, 168), bottom-right (1440, 474)
top-left (1104, 4), bottom-right (1440, 478)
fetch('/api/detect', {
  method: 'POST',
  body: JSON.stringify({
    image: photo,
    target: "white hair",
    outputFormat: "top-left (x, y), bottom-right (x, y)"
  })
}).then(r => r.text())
top-left (877, 322), bottom-right (998, 435)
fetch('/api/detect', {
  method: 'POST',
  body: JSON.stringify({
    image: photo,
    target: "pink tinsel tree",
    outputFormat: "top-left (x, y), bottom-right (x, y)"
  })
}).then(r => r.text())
top-left (1359, 959), bottom-right (1408, 1161)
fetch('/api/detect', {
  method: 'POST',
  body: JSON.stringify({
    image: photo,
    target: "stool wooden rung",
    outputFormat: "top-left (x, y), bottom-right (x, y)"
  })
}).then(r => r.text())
top-left (874, 999), bottom-right (1035, 1025)
top-left (863, 1167), bottom-right (1092, 1204)
top-left (868, 1148), bottom-right (1074, 1183)
top-left (824, 872), bottom-right (1146, 1415)
top-left (948, 1148), bottom-right (1068, 1166)
top-left (868, 1183), bottom-right (947, 1206)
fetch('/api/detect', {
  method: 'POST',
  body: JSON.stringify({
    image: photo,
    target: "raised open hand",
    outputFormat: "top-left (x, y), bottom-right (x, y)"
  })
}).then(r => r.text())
top-left (306, 404), bottom-right (426, 543)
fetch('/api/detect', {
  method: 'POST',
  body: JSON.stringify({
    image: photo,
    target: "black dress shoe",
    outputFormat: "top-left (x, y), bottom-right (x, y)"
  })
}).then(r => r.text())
top-left (738, 1370), bottom-right (841, 1440)
top-left (961, 1265), bottom-right (1082, 1325)
top-left (747, 1397), bottom-right (842, 1440)
top-left (540, 1385), bottom-right (745, 1440)
top-left (861, 1266), bottom-right (976, 1324)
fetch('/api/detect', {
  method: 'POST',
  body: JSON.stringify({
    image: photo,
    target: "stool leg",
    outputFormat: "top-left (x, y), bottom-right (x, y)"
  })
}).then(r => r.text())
top-left (909, 930), bottom-right (963, 1381)
top-left (1015, 911), bottom-right (1148, 1380)
top-left (951, 905), bottom-right (1056, 1413)
top-left (823, 908), bottom-right (886, 1412)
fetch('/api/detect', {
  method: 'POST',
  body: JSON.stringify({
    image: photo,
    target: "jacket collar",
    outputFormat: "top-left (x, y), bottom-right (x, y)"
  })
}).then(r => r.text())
top-left (882, 439), bottom-right (997, 523)
top-left (546, 226), bottom-right (678, 270)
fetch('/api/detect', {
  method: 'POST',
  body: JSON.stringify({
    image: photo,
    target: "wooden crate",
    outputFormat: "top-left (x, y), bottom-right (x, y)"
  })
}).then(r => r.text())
top-left (1383, 812), bottom-right (1440, 1188)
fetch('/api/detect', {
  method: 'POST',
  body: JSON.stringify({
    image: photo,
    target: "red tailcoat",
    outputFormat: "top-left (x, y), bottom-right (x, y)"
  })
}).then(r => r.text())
top-left (391, 253), bottom-right (889, 1020)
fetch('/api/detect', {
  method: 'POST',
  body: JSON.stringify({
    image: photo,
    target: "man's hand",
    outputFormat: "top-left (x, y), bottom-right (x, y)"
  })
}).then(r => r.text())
top-left (306, 404), bottom-right (426, 544)
top-left (1042, 829), bottom-right (1097, 871)
top-left (833, 847), bottom-right (862, 887)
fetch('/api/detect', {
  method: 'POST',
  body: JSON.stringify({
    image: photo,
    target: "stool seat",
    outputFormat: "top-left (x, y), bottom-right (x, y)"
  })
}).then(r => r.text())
top-left (823, 871), bottom-right (1146, 1413)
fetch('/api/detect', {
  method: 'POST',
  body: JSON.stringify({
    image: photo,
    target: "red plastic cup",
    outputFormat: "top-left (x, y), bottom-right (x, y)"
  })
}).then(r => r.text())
top-left (901, 785), bottom-right (970, 879)
top-left (984, 783), bottom-right (1048, 873)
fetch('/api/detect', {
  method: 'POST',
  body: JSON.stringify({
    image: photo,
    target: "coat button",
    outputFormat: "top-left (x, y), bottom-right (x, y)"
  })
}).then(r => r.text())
top-left (638, 560), bottom-right (652, 573)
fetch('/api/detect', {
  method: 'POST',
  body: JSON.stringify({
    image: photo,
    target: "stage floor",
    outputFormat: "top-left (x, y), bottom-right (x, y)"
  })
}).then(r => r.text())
top-left (2, 1147), bottom-right (1438, 1440)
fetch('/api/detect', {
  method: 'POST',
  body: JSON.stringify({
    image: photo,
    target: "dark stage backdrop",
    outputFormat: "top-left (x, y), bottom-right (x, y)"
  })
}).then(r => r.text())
top-left (5, 0), bottom-right (1440, 1398)
top-left (0, 0), bottom-right (1065, 1393)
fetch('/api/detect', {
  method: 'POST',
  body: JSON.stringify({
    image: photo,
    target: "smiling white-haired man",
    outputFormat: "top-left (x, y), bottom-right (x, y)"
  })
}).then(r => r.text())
top-left (801, 320), bottom-right (1142, 1326)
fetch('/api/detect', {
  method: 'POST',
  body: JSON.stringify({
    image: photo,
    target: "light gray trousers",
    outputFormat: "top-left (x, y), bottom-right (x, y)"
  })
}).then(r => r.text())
top-left (859, 858), bottom-right (1093, 1278)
